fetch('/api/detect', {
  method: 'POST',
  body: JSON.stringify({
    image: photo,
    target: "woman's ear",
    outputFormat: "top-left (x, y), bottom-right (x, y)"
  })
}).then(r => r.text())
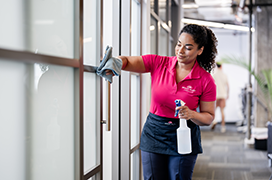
top-left (198, 46), bottom-right (204, 55)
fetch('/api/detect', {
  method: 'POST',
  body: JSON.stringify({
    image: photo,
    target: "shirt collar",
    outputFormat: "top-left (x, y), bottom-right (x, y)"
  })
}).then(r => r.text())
top-left (169, 57), bottom-right (203, 79)
top-left (186, 60), bottom-right (202, 79)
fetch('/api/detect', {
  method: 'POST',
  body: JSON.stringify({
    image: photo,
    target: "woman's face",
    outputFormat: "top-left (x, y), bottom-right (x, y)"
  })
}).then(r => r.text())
top-left (175, 33), bottom-right (204, 64)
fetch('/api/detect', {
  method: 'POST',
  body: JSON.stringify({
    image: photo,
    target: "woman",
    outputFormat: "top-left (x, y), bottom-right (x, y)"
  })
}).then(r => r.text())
top-left (115, 24), bottom-right (217, 180)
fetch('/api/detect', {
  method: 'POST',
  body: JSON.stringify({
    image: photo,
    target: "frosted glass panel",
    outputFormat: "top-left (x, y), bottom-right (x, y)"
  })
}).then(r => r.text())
top-left (0, 0), bottom-right (25, 51)
top-left (0, 0), bottom-right (75, 59)
top-left (0, 60), bottom-right (27, 180)
top-left (130, 150), bottom-right (140, 180)
top-left (83, 0), bottom-right (101, 174)
top-left (131, 0), bottom-right (141, 149)
top-left (30, 64), bottom-right (75, 180)
top-left (84, 0), bottom-right (100, 66)
top-left (131, 0), bottom-right (140, 56)
top-left (0, 60), bottom-right (75, 180)
top-left (131, 75), bottom-right (140, 148)
top-left (84, 72), bottom-right (100, 173)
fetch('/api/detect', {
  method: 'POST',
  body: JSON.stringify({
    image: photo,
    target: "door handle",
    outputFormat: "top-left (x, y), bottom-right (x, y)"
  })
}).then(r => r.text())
top-left (102, 81), bottom-right (111, 131)
top-left (106, 81), bottom-right (111, 131)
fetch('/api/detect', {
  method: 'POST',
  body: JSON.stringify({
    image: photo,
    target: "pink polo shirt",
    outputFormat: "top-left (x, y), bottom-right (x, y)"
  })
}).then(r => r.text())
top-left (142, 54), bottom-right (216, 119)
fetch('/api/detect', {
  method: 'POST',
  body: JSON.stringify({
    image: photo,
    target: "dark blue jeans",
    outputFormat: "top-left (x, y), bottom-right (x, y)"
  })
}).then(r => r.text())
top-left (141, 150), bottom-right (198, 180)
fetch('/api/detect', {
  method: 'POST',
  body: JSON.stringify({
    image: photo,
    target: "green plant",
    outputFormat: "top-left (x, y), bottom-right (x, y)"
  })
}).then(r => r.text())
top-left (220, 55), bottom-right (266, 91)
top-left (261, 69), bottom-right (272, 115)
top-left (219, 55), bottom-right (272, 120)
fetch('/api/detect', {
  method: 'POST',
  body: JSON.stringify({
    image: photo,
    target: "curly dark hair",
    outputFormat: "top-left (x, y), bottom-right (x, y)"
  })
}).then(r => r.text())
top-left (179, 24), bottom-right (218, 73)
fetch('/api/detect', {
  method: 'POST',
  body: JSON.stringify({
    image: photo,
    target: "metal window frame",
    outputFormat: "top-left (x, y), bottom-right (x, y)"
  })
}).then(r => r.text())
top-left (129, 0), bottom-right (142, 179)
top-left (0, 0), bottom-right (103, 179)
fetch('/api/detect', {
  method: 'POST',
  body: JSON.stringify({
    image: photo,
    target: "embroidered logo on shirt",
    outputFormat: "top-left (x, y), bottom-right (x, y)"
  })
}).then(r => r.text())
top-left (165, 121), bottom-right (176, 126)
top-left (182, 85), bottom-right (196, 93)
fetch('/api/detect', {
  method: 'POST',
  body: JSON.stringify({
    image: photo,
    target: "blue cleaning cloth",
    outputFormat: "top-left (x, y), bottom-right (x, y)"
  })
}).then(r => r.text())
top-left (95, 46), bottom-right (122, 83)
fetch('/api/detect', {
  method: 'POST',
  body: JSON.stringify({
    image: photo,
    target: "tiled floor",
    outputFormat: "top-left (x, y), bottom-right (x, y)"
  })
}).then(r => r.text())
top-left (192, 123), bottom-right (272, 180)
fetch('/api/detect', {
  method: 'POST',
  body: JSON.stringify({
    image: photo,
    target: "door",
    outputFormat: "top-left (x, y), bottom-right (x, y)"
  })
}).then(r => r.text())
top-left (120, 0), bottom-right (143, 179)
top-left (0, 0), bottom-right (105, 180)
top-left (84, 0), bottom-right (122, 179)
top-left (82, 0), bottom-right (104, 179)
top-left (0, 0), bottom-right (147, 179)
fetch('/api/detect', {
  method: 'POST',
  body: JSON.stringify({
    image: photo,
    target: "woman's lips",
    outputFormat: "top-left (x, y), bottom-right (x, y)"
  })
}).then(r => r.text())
top-left (177, 55), bottom-right (186, 59)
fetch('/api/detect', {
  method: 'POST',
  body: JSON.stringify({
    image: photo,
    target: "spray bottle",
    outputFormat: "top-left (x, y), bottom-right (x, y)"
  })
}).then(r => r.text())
top-left (175, 99), bottom-right (192, 154)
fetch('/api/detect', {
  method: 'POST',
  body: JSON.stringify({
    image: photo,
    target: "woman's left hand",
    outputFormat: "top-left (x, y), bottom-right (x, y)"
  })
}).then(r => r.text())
top-left (177, 106), bottom-right (193, 120)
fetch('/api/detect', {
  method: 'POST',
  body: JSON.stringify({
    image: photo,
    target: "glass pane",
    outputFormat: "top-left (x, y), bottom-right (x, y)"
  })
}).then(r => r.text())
top-left (84, 0), bottom-right (100, 66)
top-left (150, 16), bottom-right (157, 54)
top-left (159, 0), bottom-right (167, 23)
top-left (130, 150), bottom-right (140, 180)
top-left (83, 0), bottom-right (101, 174)
top-left (84, 72), bottom-right (100, 173)
top-left (150, 0), bottom-right (155, 12)
top-left (158, 26), bottom-right (168, 56)
top-left (0, 60), bottom-right (27, 180)
top-left (131, 0), bottom-right (141, 56)
top-left (88, 175), bottom-right (95, 180)
top-left (16, 62), bottom-right (75, 180)
top-left (0, 0), bottom-right (76, 59)
top-left (88, 173), bottom-right (100, 180)
top-left (131, 75), bottom-right (140, 148)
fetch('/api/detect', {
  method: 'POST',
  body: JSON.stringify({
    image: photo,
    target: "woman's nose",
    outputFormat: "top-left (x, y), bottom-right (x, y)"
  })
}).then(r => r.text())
top-left (177, 46), bottom-right (184, 54)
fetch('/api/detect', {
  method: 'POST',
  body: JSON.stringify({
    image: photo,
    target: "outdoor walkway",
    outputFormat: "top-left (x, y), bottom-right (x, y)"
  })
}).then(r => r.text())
top-left (192, 123), bottom-right (272, 180)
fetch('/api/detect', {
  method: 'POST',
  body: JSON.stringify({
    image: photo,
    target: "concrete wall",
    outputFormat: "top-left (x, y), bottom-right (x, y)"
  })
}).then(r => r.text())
top-left (253, 0), bottom-right (272, 127)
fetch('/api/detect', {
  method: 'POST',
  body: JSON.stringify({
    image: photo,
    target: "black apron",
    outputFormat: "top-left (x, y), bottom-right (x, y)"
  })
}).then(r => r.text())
top-left (140, 112), bottom-right (203, 155)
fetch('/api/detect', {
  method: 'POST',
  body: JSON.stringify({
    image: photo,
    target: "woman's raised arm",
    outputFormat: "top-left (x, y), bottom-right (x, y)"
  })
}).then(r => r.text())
top-left (119, 56), bottom-right (146, 73)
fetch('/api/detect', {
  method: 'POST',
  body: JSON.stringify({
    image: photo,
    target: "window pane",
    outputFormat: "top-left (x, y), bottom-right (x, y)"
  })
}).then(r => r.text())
top-left (0, 60), bottom-right (76, 180)
top-left (0, 60), bottom-right (27, 180)
top-left (130, 150), bottom-right (140, 180)
top-left (83, 0), bottom-right (101, 173)
top-left (150, 0), bottom-right (155, 12)
top-left (159, 0), bottom-right (167, 23)
top-left (158, 26), bottom-right (168, 56)
top-left (88, 173), bottom-right (100, 180)
top-left (131, 0), bottom-right (141, 56)
top-left (131, 75), bottom-right (140, 148)
top-left (84, 0), bottom-right (100, 66)
top-left (30, 64), bottom-right (75, 180)
top-left (150, 16), bottom-right (157, 54)
top-left (0, 0), bottom-right (76, 59)
top-left (84, 72), bottom-right (100, 173)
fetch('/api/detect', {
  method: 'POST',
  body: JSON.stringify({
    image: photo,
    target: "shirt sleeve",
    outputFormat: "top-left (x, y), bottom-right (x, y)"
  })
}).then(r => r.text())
top-left (141, 54), bottom-right (158, 73)
top-left (200, 75), bottom-right (217, 102)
